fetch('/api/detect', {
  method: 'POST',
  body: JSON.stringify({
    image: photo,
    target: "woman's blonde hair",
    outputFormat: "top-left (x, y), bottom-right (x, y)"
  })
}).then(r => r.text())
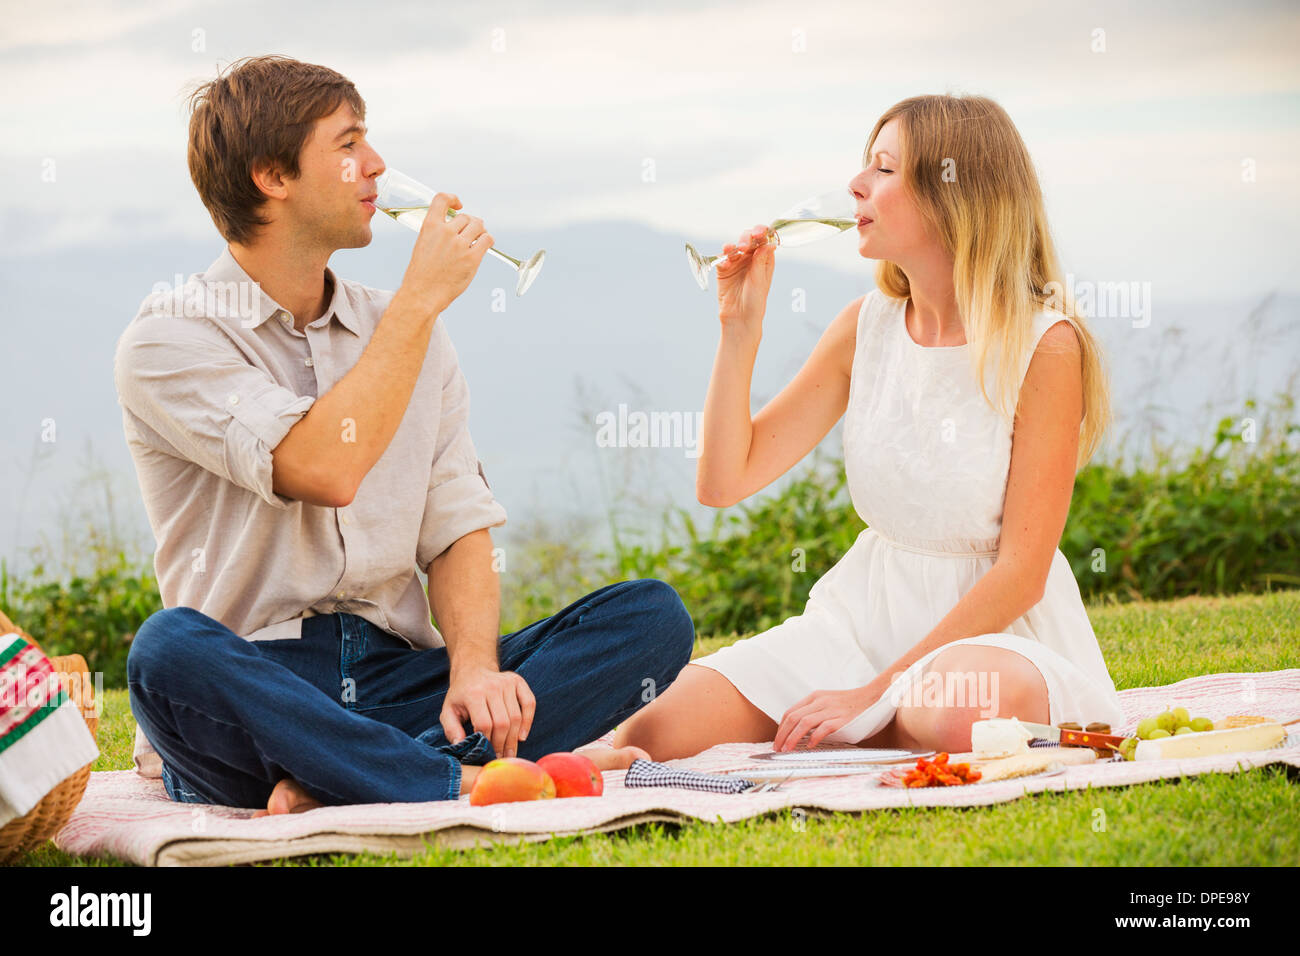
top-left (866, 94), bottom-right (1110, 470)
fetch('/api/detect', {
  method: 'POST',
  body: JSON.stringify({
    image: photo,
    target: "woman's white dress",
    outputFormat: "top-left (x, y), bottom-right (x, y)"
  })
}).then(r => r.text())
top-left (693, 290), bottom-right (1125, 743)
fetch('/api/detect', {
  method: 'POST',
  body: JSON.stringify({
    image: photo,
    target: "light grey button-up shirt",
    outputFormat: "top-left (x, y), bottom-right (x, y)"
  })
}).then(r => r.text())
top-left (114, 246), bottom-right (508, 650)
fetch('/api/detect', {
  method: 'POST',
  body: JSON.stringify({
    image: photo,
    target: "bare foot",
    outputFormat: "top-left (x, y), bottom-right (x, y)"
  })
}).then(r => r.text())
top-left (576, 743), bottom-right (651, 772)
top-left (252, 778), bottom-right (324, 817)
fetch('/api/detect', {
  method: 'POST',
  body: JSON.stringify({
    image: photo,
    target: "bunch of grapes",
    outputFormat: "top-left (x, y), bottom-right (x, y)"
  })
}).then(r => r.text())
top-left (1116, 707), bottom-right (1214, 760)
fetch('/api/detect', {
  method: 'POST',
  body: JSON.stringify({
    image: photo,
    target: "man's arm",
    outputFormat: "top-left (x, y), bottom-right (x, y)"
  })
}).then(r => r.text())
top-left (271, 193), bottom-right (493, 507)
top-left (427, 528), bottom-right (500, 673)
top-left (427, 528), bottom-right (535, 759)
top-left (271, 292), bottom-right (441, 507)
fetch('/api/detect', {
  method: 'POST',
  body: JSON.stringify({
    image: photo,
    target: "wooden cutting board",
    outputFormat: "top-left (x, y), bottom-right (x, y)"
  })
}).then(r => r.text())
top-left (967, 746), bottom-right (1098, 782)
top-left (879, 746), bottom-right (1099, 787)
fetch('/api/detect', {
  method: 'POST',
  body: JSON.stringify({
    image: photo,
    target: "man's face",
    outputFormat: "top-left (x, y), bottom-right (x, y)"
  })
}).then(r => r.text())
top-left (282, 102), bottom-right (385, 251)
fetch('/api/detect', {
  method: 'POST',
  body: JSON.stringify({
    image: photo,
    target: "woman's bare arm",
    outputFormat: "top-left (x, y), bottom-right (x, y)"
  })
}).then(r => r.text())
top-left (697, 294), bottom-right (863, 507)
top-left (994, 319), bottom-right (1084, 599)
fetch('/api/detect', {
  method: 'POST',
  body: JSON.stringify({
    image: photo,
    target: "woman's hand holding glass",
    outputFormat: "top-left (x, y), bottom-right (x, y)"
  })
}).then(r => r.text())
top-left (715, 224), bottom-right (777, 338)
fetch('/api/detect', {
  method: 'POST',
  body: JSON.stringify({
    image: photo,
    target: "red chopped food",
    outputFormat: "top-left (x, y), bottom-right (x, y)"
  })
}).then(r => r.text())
top-left (899, 752), bottom-right (982, 787)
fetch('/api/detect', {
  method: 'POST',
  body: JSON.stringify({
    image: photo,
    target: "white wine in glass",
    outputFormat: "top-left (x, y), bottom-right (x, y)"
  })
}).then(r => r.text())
top-left (375, 169), bottom-right (546, 296)
top-left (684, 188), bottom-right (858, 289)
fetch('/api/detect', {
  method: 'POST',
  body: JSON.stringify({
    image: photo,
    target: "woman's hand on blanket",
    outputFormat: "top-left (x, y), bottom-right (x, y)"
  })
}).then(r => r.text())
top-left (441, 667), bottom-right (537, 759)
top-left (774, 685), bottom-right (879, 751)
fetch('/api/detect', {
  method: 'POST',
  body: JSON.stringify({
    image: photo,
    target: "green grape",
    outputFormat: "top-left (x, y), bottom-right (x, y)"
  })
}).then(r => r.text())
top-left (1174, 726), bottom-right (1194, 735)
top-left (1118, 737), bottom-right (1139, 761)
top-left (1172, 706), bottom-right (1191, 729)
top-left (1191, 717), bottom-right (1214, 732)
top-left (1135, 717), bottom-right (1158, 740)
top-left (1148, 728), bottom-right (1172, 739)
top-left (1155, 711), bottom-right (1176, 733)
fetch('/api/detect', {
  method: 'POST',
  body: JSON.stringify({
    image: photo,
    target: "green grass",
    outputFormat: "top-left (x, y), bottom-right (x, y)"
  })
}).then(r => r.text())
top-left (15, 589), bottom-right (1299, 867)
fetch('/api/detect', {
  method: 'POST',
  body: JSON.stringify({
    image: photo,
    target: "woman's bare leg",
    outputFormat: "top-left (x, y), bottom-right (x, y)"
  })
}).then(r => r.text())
top-left (616, 645), bottom-right (1049, 759)
top-left (886, 644), bottom-right (1049, 753)
top-left (613, 663), bottom-right (778, 761)
top-left (858, 716), bottom-right (911, 750)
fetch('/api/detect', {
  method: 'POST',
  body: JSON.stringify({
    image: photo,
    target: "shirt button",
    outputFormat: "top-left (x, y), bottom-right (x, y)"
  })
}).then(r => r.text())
top-left (341, 513), bottom-right (350, 525)
top-left (336, 591), bottom-right (344, 599)
top-left (305, 357), bottom-right (314, 367)
top-left (227, 394), bottom-right (239, 406)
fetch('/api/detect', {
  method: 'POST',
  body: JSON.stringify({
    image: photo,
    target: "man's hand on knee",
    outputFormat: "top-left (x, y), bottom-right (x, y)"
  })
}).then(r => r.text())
top-left (441, 666), bottom-right (536, 758)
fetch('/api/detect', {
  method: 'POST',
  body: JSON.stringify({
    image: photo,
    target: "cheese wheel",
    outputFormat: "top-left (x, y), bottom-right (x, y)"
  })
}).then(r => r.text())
top-left (1133, 722), bottom-right (1286, 761)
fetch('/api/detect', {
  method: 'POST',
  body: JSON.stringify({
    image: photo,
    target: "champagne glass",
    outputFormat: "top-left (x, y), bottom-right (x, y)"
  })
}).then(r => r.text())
top-left (684, 188), bottom-right (859, 289)
top-left (374, 169), bottom-right (546, 296)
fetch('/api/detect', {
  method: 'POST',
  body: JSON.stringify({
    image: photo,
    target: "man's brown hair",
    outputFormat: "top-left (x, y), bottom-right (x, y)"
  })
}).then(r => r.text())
top-left (187, 55), bottom-right (366, 245)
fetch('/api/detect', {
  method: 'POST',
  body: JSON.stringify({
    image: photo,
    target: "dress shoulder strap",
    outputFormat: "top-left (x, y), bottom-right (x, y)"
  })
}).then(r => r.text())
top-left (847, 290), bottom-right (890, 411)
top-left (1017, 308), bottom-right (1081, 389)
top-left (855, 289), bottom-right (897, 353)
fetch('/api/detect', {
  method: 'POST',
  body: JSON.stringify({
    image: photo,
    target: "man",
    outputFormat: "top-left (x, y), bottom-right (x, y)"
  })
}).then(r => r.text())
top-left (117, 54), bottom-right (693, 814)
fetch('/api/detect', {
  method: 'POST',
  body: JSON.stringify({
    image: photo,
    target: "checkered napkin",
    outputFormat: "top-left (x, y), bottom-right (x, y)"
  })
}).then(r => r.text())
top-left (623, 758), bottom-right (756, 794)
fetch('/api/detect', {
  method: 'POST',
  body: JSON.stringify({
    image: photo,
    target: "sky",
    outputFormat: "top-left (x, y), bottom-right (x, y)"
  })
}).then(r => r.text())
top-left (2, 0), bottom-right (1299, 573)
top-left (5, 0), bottom-right (1299, 285)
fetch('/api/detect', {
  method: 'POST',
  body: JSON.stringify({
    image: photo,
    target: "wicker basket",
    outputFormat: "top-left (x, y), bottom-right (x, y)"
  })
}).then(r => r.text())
top-left (0, 609), bottom-right (99, 863)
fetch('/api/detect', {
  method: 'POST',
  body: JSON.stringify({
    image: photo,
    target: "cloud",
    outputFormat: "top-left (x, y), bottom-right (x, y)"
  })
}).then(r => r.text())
top-left (0, 0), bottom-right (202, 51)
top-left (1, 0), bottom-right (1298, 297)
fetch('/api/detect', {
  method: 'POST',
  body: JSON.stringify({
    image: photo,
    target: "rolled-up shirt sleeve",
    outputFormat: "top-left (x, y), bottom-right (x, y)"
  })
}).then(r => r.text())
top-left (416, 327), bottom-right (508, 570)
top-left (113, 317), bottom-right (314, 509)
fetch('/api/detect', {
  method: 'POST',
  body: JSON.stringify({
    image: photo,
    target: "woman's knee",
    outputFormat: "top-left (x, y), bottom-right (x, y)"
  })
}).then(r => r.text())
top-left (896, 644), bottom-right (1049, 749)
top-left (973, 647), bottom-right (1049, 723)
top-left (932, 644), bottom-right (1045, 713)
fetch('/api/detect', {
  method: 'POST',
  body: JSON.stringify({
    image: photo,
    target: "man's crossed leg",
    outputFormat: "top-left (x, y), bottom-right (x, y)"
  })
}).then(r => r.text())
top-left (128, 579), bottom-right (694, 812)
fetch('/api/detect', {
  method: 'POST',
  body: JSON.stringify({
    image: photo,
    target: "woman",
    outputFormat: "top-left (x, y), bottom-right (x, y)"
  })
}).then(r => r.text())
top-left (614, 94), bottom-right (1126, 759)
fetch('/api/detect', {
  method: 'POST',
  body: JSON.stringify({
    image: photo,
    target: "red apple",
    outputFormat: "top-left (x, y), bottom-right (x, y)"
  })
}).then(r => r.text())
top-left (468, 758), bottom-right (556, 806)
top-left (537, 752), bottom-right (604, 798)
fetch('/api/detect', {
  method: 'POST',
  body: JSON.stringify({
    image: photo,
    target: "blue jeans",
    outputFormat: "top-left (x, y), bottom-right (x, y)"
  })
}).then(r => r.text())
top-left (127, 579), bottom-right (694, 807)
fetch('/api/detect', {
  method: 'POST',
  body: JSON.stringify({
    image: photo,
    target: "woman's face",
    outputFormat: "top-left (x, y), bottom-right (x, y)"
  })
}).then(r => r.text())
top-left (848, 118), bottom-right (930, 265)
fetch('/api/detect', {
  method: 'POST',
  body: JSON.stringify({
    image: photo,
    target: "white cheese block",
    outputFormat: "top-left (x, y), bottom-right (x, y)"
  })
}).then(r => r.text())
top-left (970, 717), bottom-right (1034, 758)
top-left (1134, 722), bottom-right (1286, 761)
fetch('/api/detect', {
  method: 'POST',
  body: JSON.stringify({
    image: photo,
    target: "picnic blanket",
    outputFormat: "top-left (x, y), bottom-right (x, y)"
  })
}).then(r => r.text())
top-left (52, 668), bottom-right (1300, 866)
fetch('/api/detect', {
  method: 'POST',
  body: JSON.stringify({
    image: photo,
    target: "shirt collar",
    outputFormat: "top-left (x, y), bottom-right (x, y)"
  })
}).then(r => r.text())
top-left (200, 246), bottom-right (361, 336)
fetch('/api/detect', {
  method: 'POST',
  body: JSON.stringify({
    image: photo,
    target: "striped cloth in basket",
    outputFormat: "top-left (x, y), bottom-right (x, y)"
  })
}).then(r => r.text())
top-left (0, 632), bottom-right (100, 827)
